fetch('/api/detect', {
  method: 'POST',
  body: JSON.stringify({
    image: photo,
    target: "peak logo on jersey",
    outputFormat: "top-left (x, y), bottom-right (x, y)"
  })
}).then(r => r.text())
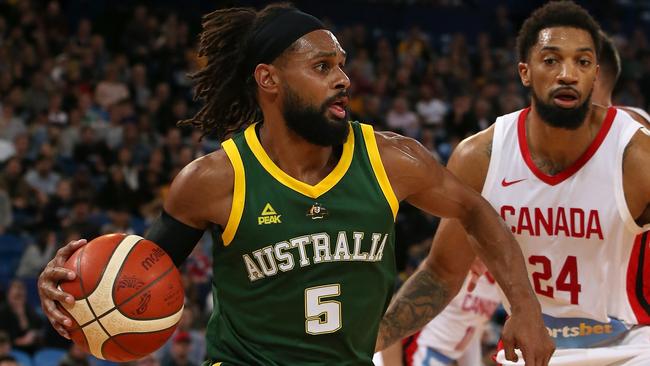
top-left (501, 178), bottom-right (526, 187)
top-left (258, 203), bottom-right (282, 225)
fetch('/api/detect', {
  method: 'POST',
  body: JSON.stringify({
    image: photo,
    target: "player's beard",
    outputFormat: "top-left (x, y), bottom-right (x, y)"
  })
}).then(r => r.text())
top-left (282, 85), bottom-right (349, 147)
top-left (532, 89), bottom-right (592, 130)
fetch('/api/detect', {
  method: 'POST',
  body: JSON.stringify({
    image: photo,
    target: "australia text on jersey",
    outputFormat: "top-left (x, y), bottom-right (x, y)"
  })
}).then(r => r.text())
top-left (243, 231), bottom-right (390, 282)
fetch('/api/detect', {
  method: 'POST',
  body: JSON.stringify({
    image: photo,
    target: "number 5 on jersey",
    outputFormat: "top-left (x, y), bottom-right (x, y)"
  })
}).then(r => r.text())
top-left (305, 284), bottom-right (342, 335)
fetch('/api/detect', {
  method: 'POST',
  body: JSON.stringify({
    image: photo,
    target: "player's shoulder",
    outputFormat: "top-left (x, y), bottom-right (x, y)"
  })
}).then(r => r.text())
top-left (451, 124), bottom-right (495, 166)
top-left (445, 126), bottom-right (495, 191)
top-left (174, 148), bottom-right (233, 191)
top-left (625, 127), bottom-right (650, 167)
top-left (164, 148), bottom-right (234, 225)
top-left (372, 129), bottom-right (438, 178)
top-left (374, 129), bottom-right (425, 159)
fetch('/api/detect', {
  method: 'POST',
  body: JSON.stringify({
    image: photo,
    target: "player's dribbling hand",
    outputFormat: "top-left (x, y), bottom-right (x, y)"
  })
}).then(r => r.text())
top-left (38, 239), bottom-right (87, 339)
top-left (501, 305), bottom-right (555, 366)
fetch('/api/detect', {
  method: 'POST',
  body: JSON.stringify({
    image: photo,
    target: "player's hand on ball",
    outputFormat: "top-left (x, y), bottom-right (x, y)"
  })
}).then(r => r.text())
top-left (38, 239), bottom-right (87, 339)
top-left (501, 305), bottom-right (555, 366)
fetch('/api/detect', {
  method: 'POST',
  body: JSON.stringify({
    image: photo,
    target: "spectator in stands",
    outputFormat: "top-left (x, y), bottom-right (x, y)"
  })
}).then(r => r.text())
top-left (0, 355), bottom-right (17, 366)
top-left (444, 94), bottom-right (479, 139)
top-left (94, 63), bottom-right (129, 111)
top-left (0, 103), bottom-right (27, 143)
top-left (58, 343), bottom-right (89, 366)
top-left (0, 280), bottom-right (42, 355)
top-left (64, 198), bottom-right (100, 240)
top-left (100, 205), bottom-right (135, 235)
top-left (24, 154), bottom-right (60, 196)
top-left (0, 331), bottom-right (11, 357)
top-left (72, 126), bottom-right (111, 175)
top-left (130, 63), bottom-right (151, 109)
top-left (137, 354), bottom-right (161, 366)
top-left (161, 331), bottom-right (197, 366)
top-left (386, 96), bottom-right (419, 138)
top-left (158, 305), bottom-right (205, 366)
top-left (0, 189), bottom-right (11, 233)
top-left (16, 229), bottom-right (57, 278)
top-left (96, 165), bottom-right (138, 212)
top-left (416, 84), bottom-right (448, 132)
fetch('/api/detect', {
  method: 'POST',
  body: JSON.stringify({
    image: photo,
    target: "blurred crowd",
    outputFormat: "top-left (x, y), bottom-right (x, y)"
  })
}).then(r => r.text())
top-left (0, 1), bottom-right (648, 365)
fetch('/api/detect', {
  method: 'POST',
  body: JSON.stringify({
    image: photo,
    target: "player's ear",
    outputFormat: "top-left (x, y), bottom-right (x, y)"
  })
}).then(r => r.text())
top-left (254, 64), bottom-right (280, 94)
top-left (518, 62), bottom-right (531, 87)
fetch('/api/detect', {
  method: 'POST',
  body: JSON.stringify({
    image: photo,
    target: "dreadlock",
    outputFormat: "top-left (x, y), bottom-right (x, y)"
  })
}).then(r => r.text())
top-left (179, 3), bottom-right (296, 141)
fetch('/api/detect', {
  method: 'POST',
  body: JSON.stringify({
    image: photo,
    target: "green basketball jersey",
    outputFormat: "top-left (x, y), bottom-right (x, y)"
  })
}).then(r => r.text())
top-left (205, 122), bottom-right (398, 366)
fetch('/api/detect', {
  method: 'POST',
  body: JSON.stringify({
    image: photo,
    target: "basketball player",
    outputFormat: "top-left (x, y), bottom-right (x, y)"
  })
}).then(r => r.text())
top-left (592, 31), bottom-right (650, 129)
top-left (377, 2), bottom-right (650, 365)
top-left (37, 4), bottom-right (553, 365)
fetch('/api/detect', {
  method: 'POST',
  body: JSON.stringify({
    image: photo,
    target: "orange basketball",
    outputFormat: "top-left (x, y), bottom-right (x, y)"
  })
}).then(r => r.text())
top-left (56, 233), bottom-right (185, 361)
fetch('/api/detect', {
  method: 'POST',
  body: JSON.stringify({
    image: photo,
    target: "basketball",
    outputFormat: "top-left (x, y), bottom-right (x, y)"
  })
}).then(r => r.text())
top-left (56, 233), bottom-right (185, 361)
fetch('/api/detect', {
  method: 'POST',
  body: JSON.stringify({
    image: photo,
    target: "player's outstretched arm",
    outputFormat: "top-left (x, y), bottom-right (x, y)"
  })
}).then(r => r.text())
top-left (374, 131), bottom-right (554, 366)
top-left (38, 150), bottom-right (234, 339)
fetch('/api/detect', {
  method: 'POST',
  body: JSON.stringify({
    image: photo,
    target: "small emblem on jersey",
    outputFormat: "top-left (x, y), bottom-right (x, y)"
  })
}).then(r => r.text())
top-left (501, 178), bottom-right (526, 187)
top-left (258, 203), bottom-right (282, 225)
top-left (306, 203), bottom-right (329, 220)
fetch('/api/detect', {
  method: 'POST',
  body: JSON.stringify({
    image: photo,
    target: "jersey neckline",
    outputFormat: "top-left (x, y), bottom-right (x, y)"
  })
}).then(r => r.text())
top-left (244, 122), bottom-right (355, 199)
top-left (517, 106), bottom-right (617, 186)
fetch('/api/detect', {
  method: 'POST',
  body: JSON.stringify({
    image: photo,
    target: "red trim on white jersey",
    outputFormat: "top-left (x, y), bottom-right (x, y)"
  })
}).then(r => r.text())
top-left (626, 232), bottom-right (650, 324)
top-left (403, 331), bottom-right (420, 366)
top-left (516, 107), bottom-right (617, 186)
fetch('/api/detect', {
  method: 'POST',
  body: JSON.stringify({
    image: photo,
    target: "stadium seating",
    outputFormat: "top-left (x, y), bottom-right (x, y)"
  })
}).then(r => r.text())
top-left (9, 349), bottom-right (33, 366)
top-left (32, 347), bottom-right (67, 366)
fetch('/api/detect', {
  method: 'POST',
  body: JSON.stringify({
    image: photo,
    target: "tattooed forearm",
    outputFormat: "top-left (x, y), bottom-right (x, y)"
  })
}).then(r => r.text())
top-left (375, 269), bottom-right (451, 351)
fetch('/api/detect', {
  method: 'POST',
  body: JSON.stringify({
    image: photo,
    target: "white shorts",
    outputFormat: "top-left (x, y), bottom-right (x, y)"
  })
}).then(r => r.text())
top-left (409, 336), bottom-right (481, 366)
top-left (495, 326), bottom-right (650, 366)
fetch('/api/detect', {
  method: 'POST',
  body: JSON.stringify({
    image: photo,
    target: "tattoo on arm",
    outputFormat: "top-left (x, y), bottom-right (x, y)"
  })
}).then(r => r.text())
top-left (376, 269), bottom-right (450, 351)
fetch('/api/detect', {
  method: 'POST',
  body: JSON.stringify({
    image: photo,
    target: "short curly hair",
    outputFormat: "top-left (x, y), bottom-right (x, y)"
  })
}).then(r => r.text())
top-left (516, 1), bottom-right (602, 62)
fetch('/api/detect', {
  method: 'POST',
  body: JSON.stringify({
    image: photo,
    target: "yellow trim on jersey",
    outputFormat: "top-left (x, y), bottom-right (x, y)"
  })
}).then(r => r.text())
top-left (244, 123), bottom-right (354, 199)
top-left (360, 124), bottom-right (399, 220)
top-left (212, 363), bottom-right (222, 366)
top-left (221, 139), bottom-right (245, 246)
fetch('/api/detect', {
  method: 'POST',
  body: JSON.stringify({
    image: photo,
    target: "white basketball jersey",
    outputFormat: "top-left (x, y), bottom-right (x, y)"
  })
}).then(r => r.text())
top-left (415, 274), bottom-right (500, 359)
top-left (618, 106), bottom-right (650, 125)
top-left (482, 107), bottom-right (650, 348)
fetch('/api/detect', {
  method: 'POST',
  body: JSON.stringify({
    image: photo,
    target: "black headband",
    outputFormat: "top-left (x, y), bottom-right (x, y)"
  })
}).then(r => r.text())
top-left (246, 8), bottom-right (325, 75)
